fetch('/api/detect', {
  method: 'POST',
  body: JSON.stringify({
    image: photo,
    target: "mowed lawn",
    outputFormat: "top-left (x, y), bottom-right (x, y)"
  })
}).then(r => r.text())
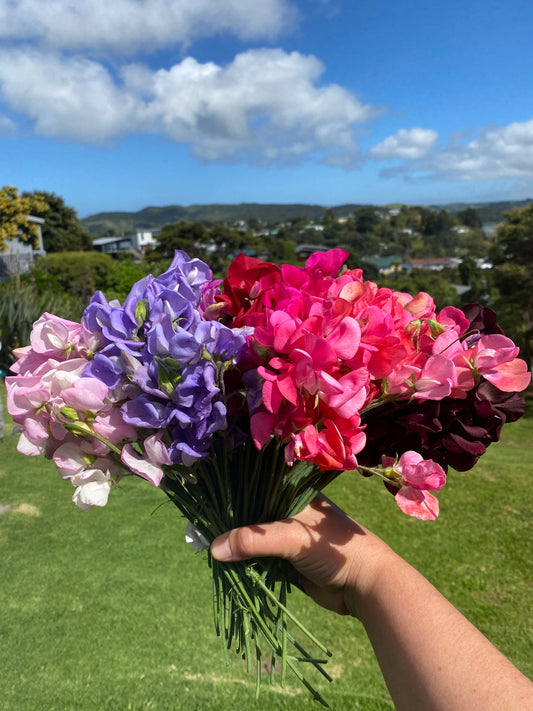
top-left (0, 385), bottom-right (531, 710)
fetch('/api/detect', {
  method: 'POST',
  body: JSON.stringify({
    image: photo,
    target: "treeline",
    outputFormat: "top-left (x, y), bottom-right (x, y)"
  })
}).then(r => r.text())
top-left (81, 199), bottom-right (532, 237)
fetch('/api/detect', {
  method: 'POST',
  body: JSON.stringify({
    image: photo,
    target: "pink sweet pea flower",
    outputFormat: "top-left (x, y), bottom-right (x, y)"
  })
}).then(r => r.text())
top-left (484, 358), bottom-right (531, 392)
top-left (468, 335), bottom-right (531, 392)
top-left (395, 488), bottom-right (440, 521)
top-left (382, 451), bottom-right (446, 521)
top-left (412, 354), bottom-right (457, 400)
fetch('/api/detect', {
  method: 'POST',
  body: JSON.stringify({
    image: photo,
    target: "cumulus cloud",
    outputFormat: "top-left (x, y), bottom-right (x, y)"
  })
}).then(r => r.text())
top-left (0, 0), bottom-right (298, 53)
top-left (370, 128), bottom-right (438, 160)
top-left (0, 50), bottom-right (141, 142)
top-left (375, 119), bottom-right (533, 183)
top-left (0, 48), bottom-right (375, 162)
top-left (430, 119), bottom-right (533, 180)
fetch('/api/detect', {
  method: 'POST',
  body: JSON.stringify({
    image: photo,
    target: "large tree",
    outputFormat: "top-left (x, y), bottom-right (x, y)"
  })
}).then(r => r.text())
top-left (22, 190), bottom-right (92, 252)
top-left (489, 202), bottom-right (533, 367)
top-left (0, 185), bottom-right (49, 251)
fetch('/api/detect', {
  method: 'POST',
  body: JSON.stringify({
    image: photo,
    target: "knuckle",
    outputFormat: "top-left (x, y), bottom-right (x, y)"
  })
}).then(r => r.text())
top-left (231, 526), bottom-right (257, 559)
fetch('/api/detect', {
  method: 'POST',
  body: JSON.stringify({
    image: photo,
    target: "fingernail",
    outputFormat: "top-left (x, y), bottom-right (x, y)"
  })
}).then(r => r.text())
top-left (210, 534), bottom-right (232, 561)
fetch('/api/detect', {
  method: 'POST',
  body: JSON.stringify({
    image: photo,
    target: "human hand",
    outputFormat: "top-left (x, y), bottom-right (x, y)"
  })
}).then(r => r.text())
top-left (210, 494), bottom-right (386, 617)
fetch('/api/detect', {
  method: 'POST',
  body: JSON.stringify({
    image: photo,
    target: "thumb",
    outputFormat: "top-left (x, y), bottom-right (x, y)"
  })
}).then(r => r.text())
top-left (210, 519), bottom-right (301, 562)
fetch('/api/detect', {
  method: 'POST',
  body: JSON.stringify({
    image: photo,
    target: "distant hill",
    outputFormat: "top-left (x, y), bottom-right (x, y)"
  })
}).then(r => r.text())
top-left (82, 199), bottom-right (532, 236)
top-left (82, 203), bottom-right (354, 236)
top-left (435, 199), bottom-right (532, 224)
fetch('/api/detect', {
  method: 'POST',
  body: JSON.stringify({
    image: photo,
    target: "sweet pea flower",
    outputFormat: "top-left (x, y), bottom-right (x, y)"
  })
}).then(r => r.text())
top-left (13, 416), bottom-right (49, 456)
top-left (412, 354), bottom-right (457, 400)
top-left (121, 434), bottom-right (172, 486)
top-left (30, 313), bottom-right (83, 355)
top-left (382, 451), bottom-right (446, 521)
top-left (60, 377), bottom-right (110, 414)
top-left (71, 468), bottom-right (113, 509)
top-left (466, 335), bottom-right (531, 392)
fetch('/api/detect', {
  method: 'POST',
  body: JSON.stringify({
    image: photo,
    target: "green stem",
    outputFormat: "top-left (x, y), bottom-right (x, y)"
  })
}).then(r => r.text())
top-left (245, 566), bottom-right (332, 658)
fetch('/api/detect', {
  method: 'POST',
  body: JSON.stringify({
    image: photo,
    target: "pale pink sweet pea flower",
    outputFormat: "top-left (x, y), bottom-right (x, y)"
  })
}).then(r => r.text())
top-left (121, 434), bottom-right (172, 486)
top-left (60, 377), bottom-right (110, 413)
top-left (53, 441), bottom-right (99, 479)
top-left (5, 376), bottom-right (50, 420)
top-left (30, 313), bottom-right (82, 356)
top-left (382, 451), bottom-right (446, 521)
top-left (13, 415), bottom-right (49, 455)
top-left (92, 408), bottom-right (137, 446)
top-left (40, 358), bottom-right (89, 402)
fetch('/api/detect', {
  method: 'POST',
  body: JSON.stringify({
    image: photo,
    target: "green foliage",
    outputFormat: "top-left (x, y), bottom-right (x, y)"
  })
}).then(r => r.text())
top-left (23, 190), bottom-right (93, 252)
top-left (489, 202), bottom-right (533, 366)
top-left (149, 222), bottom-right (257, 277)
top-left (381, 269), bottom-right (458, 310)
top-left (420, 208), bottom-right (455, 237)
top-left (0, 280), bottom-right (83, 372)
top-left (457, 207), bottom-right (482, 229)
top-left (0, 185), bottom-right (49, 251)
top-left (81, 200), bottom-right (533, 240)
top-left (32, 251), bottom-right (145, 301)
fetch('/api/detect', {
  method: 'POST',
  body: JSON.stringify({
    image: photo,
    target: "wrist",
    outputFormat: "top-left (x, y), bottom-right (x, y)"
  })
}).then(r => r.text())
top-left (342, 527), bottom-right (397, 618)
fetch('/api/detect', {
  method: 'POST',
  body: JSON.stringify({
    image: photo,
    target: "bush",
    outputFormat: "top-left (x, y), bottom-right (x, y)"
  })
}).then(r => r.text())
top-left (32, 252), bottom-right (147, 301)
top-left (0, 280), bottom-right (83, 373)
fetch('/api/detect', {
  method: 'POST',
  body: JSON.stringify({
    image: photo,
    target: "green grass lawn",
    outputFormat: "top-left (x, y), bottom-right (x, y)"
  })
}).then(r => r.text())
top-left (0, 386), bottom-right (531, 710)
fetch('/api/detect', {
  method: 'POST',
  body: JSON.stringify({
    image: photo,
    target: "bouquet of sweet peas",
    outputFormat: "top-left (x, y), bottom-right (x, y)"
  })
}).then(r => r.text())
top-left (6, 249), bottom-right (530, 704)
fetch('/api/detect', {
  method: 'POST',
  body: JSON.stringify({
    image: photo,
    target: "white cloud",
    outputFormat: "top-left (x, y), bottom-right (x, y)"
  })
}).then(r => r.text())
top-left (430, 119), bottom-right (533, 180)
top-left (0, 0), bottom-right (298, 53)
top-left (0, 50), bottom-right (141, 142)
top-left (0, 48), bottom-right (375, 163)
top-left (370, 128), bottom-right (438, 160)
top-left (375, 119), bottom-right (533, 184)
top-left (140, 50), bottom-right (374, 161)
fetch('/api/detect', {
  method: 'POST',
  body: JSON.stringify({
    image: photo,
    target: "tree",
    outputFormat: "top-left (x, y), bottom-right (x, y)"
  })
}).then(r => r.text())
top-left (22, 190), bottom-right (92, 252)
top-left (489, 202), bottom-right (533, 367)
top-left (148, 221), bottom-right (255, 277)
top-left (354, 206), bottom-right (380, 234)
top-left (457, 206), bottom-right (482, 229)
top-left (420, 208), bottom-right (455, 237)
top-left (0, 185), bottom-right (49, 251)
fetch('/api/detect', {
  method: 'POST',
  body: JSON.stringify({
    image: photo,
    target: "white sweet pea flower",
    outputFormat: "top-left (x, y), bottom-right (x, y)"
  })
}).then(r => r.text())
top-left (71, 468), bottom-right (112, 510)
top-left (185, 521), bottom-right (210, 552)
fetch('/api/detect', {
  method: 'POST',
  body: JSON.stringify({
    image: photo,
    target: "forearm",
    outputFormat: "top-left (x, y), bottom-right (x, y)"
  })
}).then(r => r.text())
top-left (351, 537), bottom-right (533, 710)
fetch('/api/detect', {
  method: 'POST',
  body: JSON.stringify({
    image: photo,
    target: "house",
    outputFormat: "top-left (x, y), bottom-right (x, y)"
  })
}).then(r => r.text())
top-left (1, 215), bottom-right (46, 277)
top-left (93, 230), bottom-right (158, 256)
top-left (410, 257), bottom-right (460, 271)
top-left (363, 256), bottom-right (408, 275)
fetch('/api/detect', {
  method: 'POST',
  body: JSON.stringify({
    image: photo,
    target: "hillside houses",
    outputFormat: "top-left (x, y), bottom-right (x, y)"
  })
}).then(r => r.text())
top-left (92, 230), bottom-right (158, 256)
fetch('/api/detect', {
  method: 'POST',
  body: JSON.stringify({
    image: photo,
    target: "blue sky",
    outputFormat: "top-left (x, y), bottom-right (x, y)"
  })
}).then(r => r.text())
top-left (1, 0), bottom-right (532, 217)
